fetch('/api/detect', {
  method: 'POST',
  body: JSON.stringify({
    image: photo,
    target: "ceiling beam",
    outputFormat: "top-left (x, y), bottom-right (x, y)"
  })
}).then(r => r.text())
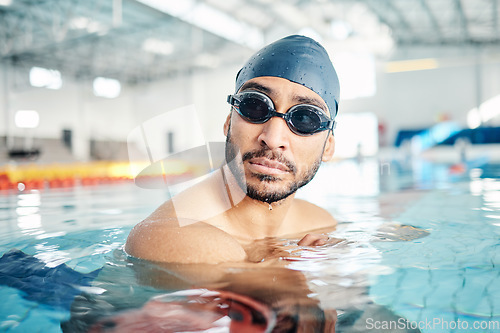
top-left (494, 0), bottom-right (499, 39)
top-left (397, 38), bottom-right (500, 47)
top-left (385, 0), bottom-right (413, 39)
top-left (363, 0), bottom-right (417, 44)
top-left (420, 0), bottom-right (442, 42)
top-left (362, 0), bottom-right (401, 42)
top-left (454, 0), bottom-right (470, 42)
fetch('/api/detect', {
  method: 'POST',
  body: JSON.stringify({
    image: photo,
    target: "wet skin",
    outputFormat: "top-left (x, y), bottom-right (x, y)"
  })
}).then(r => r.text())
top-left (125, 76), bottom-right (338, 264)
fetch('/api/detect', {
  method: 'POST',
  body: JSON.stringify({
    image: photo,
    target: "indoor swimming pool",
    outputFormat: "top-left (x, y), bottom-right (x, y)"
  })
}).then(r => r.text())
top-left (0, 158), bottom-right (499, 332)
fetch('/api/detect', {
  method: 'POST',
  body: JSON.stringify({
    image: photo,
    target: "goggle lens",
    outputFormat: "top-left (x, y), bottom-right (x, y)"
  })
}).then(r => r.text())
top-left (288, 106), bottom-right (322, 134)
top-left (238, 95), bottom-right (270, 123)
top-left (228, 91), bottom-right (333, 136)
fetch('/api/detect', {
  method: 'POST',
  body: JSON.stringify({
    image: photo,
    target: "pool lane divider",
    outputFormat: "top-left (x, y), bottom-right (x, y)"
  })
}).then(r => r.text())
top-left (0, 161), bottom-right (190, 191)
top-left (0, 161), bottom-right (197, 191)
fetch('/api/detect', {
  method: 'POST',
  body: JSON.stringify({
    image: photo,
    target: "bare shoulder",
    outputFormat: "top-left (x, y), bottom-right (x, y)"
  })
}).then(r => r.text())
top-left (290, 198), bottom-right (337, 230)
top-left (124, 172), bottom-right (246, 264)
top-left (124, 217), bottom-right (247, 264)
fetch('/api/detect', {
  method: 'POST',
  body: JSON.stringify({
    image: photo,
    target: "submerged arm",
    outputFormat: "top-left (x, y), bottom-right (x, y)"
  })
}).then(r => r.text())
top-left (124, 219), bottom-right (247, 264)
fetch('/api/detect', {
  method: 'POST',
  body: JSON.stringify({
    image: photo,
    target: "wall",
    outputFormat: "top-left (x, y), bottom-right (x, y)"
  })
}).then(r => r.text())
top-left (1, 44), bottom-right (499, 162)
top-left (130, 65), bottom-right (238, 145)
top-left (1, 70), bottom-right (137, 160)
top-left (0, 62), bottom-right (239, 162)
top-left (342, 45), bottom-right (500, 145)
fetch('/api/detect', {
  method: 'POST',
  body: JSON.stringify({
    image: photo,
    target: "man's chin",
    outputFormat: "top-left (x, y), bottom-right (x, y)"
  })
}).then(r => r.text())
top-left (245, 182), bottom-right (297, 204)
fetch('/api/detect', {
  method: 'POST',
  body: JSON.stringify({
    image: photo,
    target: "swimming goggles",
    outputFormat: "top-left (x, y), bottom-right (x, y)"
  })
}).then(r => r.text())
top-left (227, 91), bottom-right (335, 136)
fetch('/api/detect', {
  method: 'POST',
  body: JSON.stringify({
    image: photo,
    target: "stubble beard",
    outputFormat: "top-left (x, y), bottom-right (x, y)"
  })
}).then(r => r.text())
top-left (224, 128), bottom-right (322, 204)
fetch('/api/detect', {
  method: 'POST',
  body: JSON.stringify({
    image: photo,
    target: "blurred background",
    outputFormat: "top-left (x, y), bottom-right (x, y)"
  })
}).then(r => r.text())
top-left (0, 0), bottom-right (500, 189)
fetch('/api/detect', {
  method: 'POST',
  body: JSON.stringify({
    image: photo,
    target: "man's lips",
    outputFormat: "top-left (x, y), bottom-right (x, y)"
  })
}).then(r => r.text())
top-left (247, 157), bottom-right (290, 175)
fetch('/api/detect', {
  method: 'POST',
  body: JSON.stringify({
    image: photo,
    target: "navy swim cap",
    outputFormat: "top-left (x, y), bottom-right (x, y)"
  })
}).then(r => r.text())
top-left (235, 35), bottom-right (340, 118)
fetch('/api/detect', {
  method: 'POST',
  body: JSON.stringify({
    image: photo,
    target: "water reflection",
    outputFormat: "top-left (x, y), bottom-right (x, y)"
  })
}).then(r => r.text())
top-left (62, 222), bottom-right (428, 332)
top-left (16, 191), bottom-right (43, 236)
top-left (17, 192), bottom-right (41, 207)
top-left (3, 160), bottom-right (498, 332)
top-left (17, 214), bottom-right (42, 235)
top-left (34, 243), bottom-right (69, 268)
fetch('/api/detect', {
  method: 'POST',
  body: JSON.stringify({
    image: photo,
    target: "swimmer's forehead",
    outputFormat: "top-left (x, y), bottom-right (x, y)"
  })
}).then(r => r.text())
top-left (238, 78), bottom-right (329, 115)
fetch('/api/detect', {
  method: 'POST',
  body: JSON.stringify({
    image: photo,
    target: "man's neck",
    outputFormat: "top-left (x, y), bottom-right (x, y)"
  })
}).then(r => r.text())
top-left (221, 165), bottom-right (295, 242)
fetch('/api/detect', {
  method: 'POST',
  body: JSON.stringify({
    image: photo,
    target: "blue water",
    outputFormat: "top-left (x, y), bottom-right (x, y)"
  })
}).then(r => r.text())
top-left (0, 159), bottom-right (499, 332)
top-left (369, 181), bottom-right (500, 332)
top-left (0, 184), bottom-right (167, 332)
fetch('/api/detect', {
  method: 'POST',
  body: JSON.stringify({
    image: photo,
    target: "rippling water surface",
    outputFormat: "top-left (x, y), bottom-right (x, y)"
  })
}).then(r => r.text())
top-left (0, 159), bottom-right (499, 332)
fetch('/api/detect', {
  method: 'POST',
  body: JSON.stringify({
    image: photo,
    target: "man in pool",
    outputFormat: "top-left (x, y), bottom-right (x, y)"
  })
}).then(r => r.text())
top-left (125, 35), bottom-right (340, 264)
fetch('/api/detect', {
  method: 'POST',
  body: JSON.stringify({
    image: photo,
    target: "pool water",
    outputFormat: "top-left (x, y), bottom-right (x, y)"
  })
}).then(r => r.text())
top-left (0, 183), bottom-right (169, 332)
top-left (0, 158), bottom-right (499, 332)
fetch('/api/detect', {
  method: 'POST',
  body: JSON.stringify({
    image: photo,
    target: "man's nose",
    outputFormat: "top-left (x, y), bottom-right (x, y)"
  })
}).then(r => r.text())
top-left (257, 116), bottom-right (290, 150)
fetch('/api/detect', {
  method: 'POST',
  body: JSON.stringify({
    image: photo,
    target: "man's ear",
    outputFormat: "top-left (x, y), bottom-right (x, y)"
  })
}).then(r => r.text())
top-left (223, 113), bottom-right (231, 137)
top-left (322, 132), bottom-right (335, 162)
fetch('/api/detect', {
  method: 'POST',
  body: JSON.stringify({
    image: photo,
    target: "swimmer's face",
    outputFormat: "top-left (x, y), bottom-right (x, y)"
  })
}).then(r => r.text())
top-left (224, 76), bottom-right (335, 203)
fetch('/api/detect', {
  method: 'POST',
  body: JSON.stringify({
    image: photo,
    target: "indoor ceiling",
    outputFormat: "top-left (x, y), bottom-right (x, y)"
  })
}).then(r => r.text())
top-left (1, 0), bottom-right (499, 86)
top-left (366, 0), bottom-right (500, 46)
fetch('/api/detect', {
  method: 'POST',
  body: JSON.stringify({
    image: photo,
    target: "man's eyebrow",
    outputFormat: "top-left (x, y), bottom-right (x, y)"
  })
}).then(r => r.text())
top-left (295, 96), bottom-right (328, 114)
top-left (239, 82), bottom-right (272, 94)
top-left (239, 81), bottom-right (329, 115)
